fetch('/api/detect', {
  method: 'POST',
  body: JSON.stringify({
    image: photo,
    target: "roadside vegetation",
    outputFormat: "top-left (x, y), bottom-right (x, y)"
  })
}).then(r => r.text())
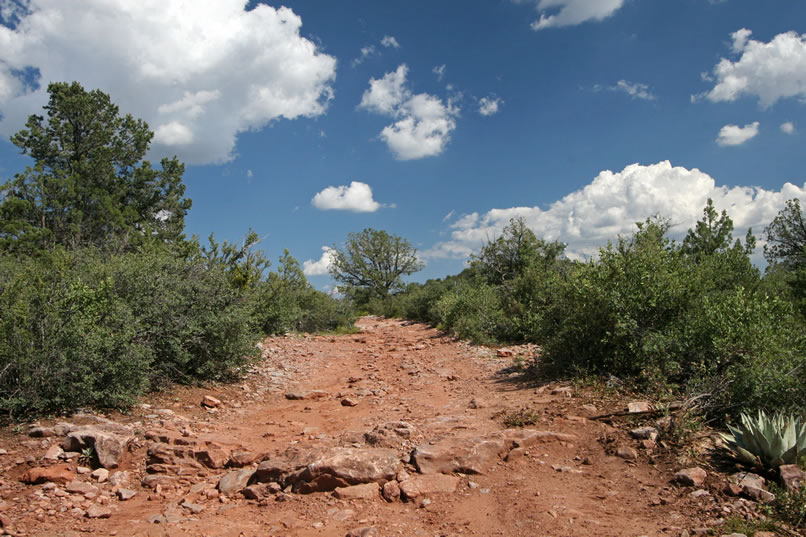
top-left (368, 203), bottom-right (806, 423)
top-left (0, 82), bottom-right (353, 421)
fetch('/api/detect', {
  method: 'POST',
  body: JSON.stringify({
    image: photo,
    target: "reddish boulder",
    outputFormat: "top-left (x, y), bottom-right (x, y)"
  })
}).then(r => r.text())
top-left (21, 464), bottom-right (75, 485)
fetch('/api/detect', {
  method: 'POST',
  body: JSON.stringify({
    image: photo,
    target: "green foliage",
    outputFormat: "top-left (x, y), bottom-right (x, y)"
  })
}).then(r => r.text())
top-left (0, 82), bottom-right (191, 255)
top-left (765, 198), bottom-right (806, 269)
top-left (720, 411), bottom-right (806, 469)
top-left (254, 249), bottom-right (354, 335)
top-left (0, 245), bottom-right (259, 420)
top-left (502, 408), bottom-right (540, 427)
top-left (433, 281), bottom-right (507, 344)
top-left (763, 483), bottom-right (806, 531)
top-left (330, 228), bottom-right (424, 304)
top-left (471, 217), bottom-right (566, 286)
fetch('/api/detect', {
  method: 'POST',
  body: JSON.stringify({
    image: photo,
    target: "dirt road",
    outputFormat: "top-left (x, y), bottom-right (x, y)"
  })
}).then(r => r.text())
top-left (1, 317), bottom-right (746, 537)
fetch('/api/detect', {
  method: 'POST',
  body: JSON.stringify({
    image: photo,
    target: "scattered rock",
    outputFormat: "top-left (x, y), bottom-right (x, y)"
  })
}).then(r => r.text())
top-left (551, 464), bottom-right (583, 474)
top-left (117, 489), bottom-right (137, 501)
top-left (27, 426), bottom-right (57, 437)
top-left (627, 402), bottom-right (653, 413)
top-left (195, 446), bottom-right (231, 469)
top-left (723, 483), bottom-right (743, 496)
top-left (62, 427), bottom-right (134, 469)
top-left (732, 472), bottom-right (765, 490)
top-left (346, 527), bottom-right (378, 537)
top-left (65, 480), bottom-right (99, 496)
top-left (42, 444), bottom-right (63, 461)
top-left (21, 464), bottom-right (76, 485)
top-left (616, 447), bottom-right (638, 460)
top-left (86, 505), bottom-right (111, 519)
top-left (468, 398), bottom-right (487, 409)
top-left (142, 474), bottom-right (175, 489)
top-left (333, 482), bottom-right (380, 500)
top-left (228, 450), bottom-right (257, 467)
top-left (218, 469), bottom-right (255, 495)
top-left (364, 421), bottom-right (415, 448)
top-left (180, 501), bottom-right (205, 514)
top-left (674, 467), bottom-right (707, 487)
top-left (629, 427), bottom-right (659, 441)
top-left (296, 447), bottom-right (400, 493)
top-left (91, 468), bottom-right (109, 483)
top-left (742, 485), bottom-right (775, 504)
top-left (496, 349), bottom-right (514, 358)
top-left (399, 474), bottom-right (460, 500)
top-left (382, 480), bottom-right (401, 502)
top-left (201, 395), bottom-right (222, 408)
top-left (779, 464), bottom-right (806, 491)
top-left (341, 398), bottom-right (359, 407)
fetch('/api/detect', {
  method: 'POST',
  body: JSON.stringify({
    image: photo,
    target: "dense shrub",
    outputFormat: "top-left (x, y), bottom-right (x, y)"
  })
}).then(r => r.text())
top-left (0, 246), bottom-right (260, 420)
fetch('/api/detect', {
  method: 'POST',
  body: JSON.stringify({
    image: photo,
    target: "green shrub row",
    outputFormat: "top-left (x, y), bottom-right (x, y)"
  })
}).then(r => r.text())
top-left (0, 243), bottom-right (354, 421)
top-left (375, 211), bottom-right (806, 418)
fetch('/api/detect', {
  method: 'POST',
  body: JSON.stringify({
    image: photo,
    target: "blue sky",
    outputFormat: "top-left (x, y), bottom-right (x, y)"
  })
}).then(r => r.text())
top-left (1, 0), bottom-right (805, 288)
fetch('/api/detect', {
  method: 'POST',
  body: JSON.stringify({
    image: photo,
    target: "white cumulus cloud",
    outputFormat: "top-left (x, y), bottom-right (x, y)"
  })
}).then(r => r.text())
top-left (359, 64), bottom-right (458, 160)
top-left (716, 121), bottom-right (760, 146)
top-left (303, 247), bottom-right (336, 276)
top-left (611, 80), bottom-right (656, 101)
top-left (0, 1), bottom-right (337, 164)
top-left (781, 122), bottom-right (796, 135)
top-left (425, 161), bottom-right (806, 262)
top-left (381, 35), bottom-right (400, 48)
top-left (706, 29), bottom-right (806, 107)
top-left (478, 96), bottom-right (503, 116)
top-left (518, 0), bottom-right (626, 31)
top-left (312, 181), bottom-right (385, 213)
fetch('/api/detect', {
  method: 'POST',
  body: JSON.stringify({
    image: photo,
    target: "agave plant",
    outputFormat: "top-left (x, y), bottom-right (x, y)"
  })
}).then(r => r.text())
top-left (720, 411), bottom-right (806, 469)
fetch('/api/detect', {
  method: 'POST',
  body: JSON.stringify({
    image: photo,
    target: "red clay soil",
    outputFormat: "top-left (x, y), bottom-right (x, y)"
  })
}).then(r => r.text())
top-left (0, 317), bottom-right (763, 537)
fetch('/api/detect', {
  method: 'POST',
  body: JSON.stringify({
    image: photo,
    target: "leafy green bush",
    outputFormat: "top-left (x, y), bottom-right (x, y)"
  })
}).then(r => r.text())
top-left (433, 282), bottom-right (507, 344)
top-left (0, 250), bottom-right (151, 417)
top-left (0, 245), bottom-right (260, 420)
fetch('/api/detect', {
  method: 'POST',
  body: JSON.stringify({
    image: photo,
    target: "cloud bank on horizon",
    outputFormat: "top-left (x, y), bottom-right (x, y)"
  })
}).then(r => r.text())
top-left (426, 161), bottom-right (806, 262)
top-left (0, 0), bottom-right (337, 165)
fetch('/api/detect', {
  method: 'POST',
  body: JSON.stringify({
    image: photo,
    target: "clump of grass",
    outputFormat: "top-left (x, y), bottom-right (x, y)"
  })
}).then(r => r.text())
top-left (720, 515), bottom-right (778, 536)
top-left (503, 408), bottom-right (539, 428)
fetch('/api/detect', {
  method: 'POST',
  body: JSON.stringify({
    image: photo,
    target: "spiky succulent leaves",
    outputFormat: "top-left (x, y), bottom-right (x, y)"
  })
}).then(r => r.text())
top-left (722, 411), bottom-right (806, 469)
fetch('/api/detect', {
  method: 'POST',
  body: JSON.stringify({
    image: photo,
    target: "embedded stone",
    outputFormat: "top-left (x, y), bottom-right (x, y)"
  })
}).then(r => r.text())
top-left (399, 474), bottom-right (460, 500)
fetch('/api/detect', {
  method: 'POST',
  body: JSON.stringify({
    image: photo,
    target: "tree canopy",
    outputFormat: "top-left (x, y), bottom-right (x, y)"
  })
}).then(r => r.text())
top-left (0, 81), bottom-right (191, 254)
top-left (764, 198), bottom-right (806, 269)
top-left (329, 228), bottom-right (423, 302)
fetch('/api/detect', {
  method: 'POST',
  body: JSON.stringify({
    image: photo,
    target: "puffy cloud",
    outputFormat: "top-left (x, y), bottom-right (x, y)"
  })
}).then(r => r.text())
top-left (716, 121), bottom-right (759, 146)
top-left (352, 45), bottom-right (377, 67)
top-left (303, 247), bottom-right (335, 276)
top-left (518, 0), bottom-right (626, 31)
top-left (478, 96), bottom-right (503, 116)
top-left (0, 1), bottom-right (337, 164)
top-left (425, 161), bottom-right (806, 261)
top-left (359, 65), bottom-right (409, 115)
top-left (359, 64), bottom-right (458, 160)
top-left (311, 181), bottom-right (385, 212)
top-left (381, 35), bottom-right (400, 48)
top-left (611, 80), bottom-right (656, 101)
top-left (706, 29), bottom-right (806, 107)
top-left (781, 122), bottom-right (796, 135)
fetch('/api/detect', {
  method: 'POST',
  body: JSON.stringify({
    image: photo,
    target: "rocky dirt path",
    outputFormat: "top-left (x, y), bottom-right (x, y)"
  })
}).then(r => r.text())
top-left (0, 317), bottom-right (764, 537)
